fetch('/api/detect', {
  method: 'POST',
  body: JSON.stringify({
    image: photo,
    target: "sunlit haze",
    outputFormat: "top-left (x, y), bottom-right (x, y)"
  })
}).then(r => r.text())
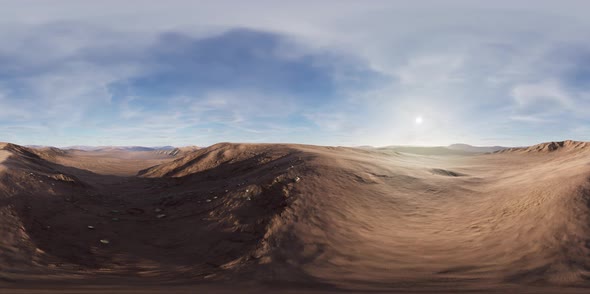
top-left (415, 116), bottom-right (423, 125)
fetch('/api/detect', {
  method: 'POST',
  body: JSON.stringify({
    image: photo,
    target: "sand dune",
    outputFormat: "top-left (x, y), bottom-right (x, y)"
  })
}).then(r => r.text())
top-left (2, 141), bottom-right (590, 293)
top-left (495, 140), bottom-right (590, 153)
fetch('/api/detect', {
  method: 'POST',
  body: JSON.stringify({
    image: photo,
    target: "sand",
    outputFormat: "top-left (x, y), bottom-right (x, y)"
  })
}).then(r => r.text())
top-left (1, 141), bottom-right (590, 293)
top-left (0, 150), bottom-right (10, 173)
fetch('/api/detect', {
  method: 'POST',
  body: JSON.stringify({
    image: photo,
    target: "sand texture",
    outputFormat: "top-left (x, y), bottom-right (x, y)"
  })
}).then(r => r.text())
top-left (1, 141), bottom-right (590, 293)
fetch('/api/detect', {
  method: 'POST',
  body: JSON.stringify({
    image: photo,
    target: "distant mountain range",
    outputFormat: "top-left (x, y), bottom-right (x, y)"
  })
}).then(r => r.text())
top-left (376, 143), bottom-right (507, 155)
top-left (62, 146), bottom-right (177, 152)
top-left (447, 143), bottom-right (506, 153)
top-left (25, 145), bottom-right (200, 157)
top-left (26, 143), bottom-right (506, 155)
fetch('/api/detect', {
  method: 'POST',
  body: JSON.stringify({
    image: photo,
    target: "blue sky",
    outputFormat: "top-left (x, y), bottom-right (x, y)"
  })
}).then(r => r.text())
top-left (1, 0), bottom-right (590, 147)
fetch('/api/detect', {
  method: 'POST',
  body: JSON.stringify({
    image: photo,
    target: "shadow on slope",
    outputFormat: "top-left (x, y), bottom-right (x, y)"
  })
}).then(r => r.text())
top-left (1, 143), bottom-right (330, 289)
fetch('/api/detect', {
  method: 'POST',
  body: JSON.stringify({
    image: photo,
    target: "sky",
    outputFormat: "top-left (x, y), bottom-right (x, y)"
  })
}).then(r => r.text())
top-left (1, 0), bottom-right (590, 147)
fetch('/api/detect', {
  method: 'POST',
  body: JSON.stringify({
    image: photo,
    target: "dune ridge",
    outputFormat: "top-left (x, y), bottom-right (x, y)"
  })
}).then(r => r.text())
top-left (495, 140), bottom-right (590, 154)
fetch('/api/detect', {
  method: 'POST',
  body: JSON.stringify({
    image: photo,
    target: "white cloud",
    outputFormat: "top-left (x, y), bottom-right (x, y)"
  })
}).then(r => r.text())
top-left (304, 112), bottom-right (348, 131)
top-left (509, 115), bottom-right (550, 123)
top-left (394, 55), bottom-right (464, 86)
top-left (511, 80), bottom-right (573, 108)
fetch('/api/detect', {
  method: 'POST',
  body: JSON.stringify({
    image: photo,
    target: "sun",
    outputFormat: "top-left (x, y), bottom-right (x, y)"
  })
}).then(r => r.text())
top-left (415, 116), bottom-right (423, 125)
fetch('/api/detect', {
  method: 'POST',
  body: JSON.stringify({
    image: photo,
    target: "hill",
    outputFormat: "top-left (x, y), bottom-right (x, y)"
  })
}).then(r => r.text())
top-left (495, 140), bottom-right (590, 153)
top-left (2, 141), bottom-right (590, 293)
top-left (378, 145), bottom-right (474, 155)
top-left (447, 143), bottom-right (506, 153)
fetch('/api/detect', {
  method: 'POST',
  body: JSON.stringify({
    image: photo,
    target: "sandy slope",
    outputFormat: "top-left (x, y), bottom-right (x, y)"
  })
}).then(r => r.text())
top-left (2, 141), bottom-right (590, 293)
top-left (0, 150), bottom-right (10, 172)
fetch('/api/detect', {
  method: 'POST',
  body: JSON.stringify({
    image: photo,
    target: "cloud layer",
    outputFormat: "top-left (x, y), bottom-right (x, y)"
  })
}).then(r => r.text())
top-left (1, 1), bottom-right (590, 147)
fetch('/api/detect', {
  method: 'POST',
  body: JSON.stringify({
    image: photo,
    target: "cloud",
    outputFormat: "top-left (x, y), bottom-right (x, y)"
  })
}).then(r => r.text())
top-left (2, 1), bottom-right (590, 146)
top-left (0, 24), bottom-right (382, 146)
top-left (511, 80), bottom-right (573, 113)
top-left (110, 29), bottom-right (382, 102)
top-left (394, 55), bottom-right (465, 86)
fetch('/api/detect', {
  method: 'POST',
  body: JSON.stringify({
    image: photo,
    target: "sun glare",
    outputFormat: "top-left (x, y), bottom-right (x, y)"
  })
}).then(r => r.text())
top-left (415, 116), bottom-right (423, 125)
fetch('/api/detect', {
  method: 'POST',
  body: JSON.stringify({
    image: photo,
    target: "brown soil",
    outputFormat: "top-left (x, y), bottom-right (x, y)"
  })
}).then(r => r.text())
top-left (2, 141), bottom-right (590, 293)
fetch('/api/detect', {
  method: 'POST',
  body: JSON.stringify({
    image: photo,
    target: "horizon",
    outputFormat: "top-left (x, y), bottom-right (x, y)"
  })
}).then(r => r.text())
top-left (2, 1), bottom-right (590, 147)
top-left (12, 139), bottom-right (584, 149)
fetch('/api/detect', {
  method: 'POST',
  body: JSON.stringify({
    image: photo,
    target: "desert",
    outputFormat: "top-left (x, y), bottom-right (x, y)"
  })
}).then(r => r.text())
top-left (3, 1), bottom-right (590, 293)
top-left (2, 140), bottom-right (590, 293)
